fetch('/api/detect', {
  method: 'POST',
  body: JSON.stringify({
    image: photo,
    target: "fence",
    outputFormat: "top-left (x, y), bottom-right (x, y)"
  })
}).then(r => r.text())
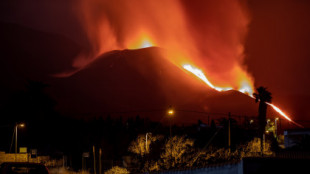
top-left (153, 157), bottom-right (310, 174)
top-left (0, 151), bottom-right (59, 167)
top-left (153, 161), bottom-right (243, 174)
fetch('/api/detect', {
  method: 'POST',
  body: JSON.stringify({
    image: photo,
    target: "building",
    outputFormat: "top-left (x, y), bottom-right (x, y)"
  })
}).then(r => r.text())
top-left (284, 129), bottom-right (310, 149)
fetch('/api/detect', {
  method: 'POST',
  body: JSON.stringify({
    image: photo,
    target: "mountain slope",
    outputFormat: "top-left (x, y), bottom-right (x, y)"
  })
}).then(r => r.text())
top-left (49, 47), bottom-right (258, 124)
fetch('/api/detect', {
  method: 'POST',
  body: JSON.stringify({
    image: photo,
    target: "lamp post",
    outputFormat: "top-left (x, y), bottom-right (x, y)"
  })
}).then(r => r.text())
top-left (275, 118), bottom-right (279, 139)
top-left (15, 123), bottom-right (24, 161)
top-left (167, 107), bottom-right (174, 137)
top-left (15, 123), bottom-right (25, 154)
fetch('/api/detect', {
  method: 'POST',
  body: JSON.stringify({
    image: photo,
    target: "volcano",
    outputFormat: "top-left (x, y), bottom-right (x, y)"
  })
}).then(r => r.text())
top-left (48, 47), bottom-right (259, 125)
top-left (0, 22), bottom-right (285, 126)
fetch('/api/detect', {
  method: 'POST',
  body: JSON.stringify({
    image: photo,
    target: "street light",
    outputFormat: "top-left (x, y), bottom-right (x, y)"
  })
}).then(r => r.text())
top-left (168, 109), bottom-right (174, 115)
top-left (250, 119), bottom-right (254, 124)
top-left (15, 123), bottom-right (25, 154)
top-left (275, 118), bottom-right (279, 139)
top-left (167, 107), bottom-right (174, 137)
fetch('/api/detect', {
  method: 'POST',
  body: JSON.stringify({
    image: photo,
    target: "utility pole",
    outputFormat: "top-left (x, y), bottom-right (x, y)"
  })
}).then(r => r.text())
top-left (228, 112), bottom-right (231, 153)
top-left (99, 148), bottom-right (102, 174)
top-left (82, 156), bottom-right (84, 173)
top-left (170, 120), bottom-right (172, 138)
top-left (15, 124), bottom-right (18, 154)
top-left (93, 146), bottom-right (96, 174)
top-left (15, 124), bottom-right (17, 161)
top-left (279, 118), bottom-right (282, 133)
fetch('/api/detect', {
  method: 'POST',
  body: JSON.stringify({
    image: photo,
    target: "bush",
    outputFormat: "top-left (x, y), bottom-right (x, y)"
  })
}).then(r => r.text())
top-left (104, 166), bottom-right (129, 174)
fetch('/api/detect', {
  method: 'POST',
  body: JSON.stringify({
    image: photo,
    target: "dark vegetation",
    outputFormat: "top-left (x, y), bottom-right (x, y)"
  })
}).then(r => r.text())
top-left (0, 81), bottom-right (302, 172)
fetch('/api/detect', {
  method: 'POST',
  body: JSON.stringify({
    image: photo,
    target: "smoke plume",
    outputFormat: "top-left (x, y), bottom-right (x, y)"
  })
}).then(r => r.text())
top-left (75, 0), bottom-right (253, 91)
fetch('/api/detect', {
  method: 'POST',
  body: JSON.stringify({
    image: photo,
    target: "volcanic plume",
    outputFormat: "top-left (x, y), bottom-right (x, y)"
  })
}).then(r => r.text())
top-left (0, 0), bottom-right (305, 126)
top-left (62, 0), bottom-right (302, 124)
top-left (73, 0), bottom-right (253, 94)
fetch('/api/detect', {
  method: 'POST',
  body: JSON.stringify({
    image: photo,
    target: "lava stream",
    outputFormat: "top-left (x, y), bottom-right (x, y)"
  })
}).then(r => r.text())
top-left (183, 64), bottom-right (303, 128)
top-left (183, 65), bottom-right (232, 92)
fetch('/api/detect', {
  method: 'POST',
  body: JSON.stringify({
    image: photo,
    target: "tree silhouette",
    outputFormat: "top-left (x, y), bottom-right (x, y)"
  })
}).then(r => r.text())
top-left (253, 87), bottom-right (272, 156)
top-left (159, 136), bottom-right (195, 170)
top-left (128, 134), bottom-right (163, 156)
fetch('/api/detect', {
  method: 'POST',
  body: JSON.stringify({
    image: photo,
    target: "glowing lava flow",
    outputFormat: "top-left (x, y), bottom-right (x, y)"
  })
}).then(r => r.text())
top-left (183, 65), bottom-right (232, 92)
top-left (266, 103), bottom-right (303, 127)
top-left (183, 64), bottom-right (303, 127)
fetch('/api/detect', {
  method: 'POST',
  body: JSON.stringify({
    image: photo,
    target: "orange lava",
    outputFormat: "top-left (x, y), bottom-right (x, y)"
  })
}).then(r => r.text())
top-left (182, 64), bottom-right (302, 127)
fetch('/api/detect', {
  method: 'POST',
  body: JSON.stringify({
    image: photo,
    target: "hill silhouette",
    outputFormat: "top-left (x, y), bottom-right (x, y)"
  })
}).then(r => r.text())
top-left (49, 47), bottom-right (258, 124)
top-left (0, 22), bottom-right (261, 125)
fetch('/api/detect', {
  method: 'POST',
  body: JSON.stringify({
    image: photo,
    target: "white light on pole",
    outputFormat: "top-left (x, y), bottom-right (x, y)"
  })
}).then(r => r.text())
top-left (14, 123), bottom-right (25, 162)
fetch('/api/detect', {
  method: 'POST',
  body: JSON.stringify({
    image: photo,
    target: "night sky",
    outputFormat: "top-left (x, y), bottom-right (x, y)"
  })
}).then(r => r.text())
top-left (0, 0), bottom-right (310, 125)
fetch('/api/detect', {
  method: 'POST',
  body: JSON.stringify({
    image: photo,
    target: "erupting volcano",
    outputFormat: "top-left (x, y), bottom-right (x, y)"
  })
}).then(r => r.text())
top-left (77, 0), bottom-right (253, 89)
top-left (70, 0), bottom-right (301, 126)
top-left (0, 0), bottom-right (308, 128)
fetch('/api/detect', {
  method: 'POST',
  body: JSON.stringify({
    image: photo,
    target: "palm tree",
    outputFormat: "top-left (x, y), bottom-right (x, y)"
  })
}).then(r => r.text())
top-left (253, 87), bottom-right (272, 156)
